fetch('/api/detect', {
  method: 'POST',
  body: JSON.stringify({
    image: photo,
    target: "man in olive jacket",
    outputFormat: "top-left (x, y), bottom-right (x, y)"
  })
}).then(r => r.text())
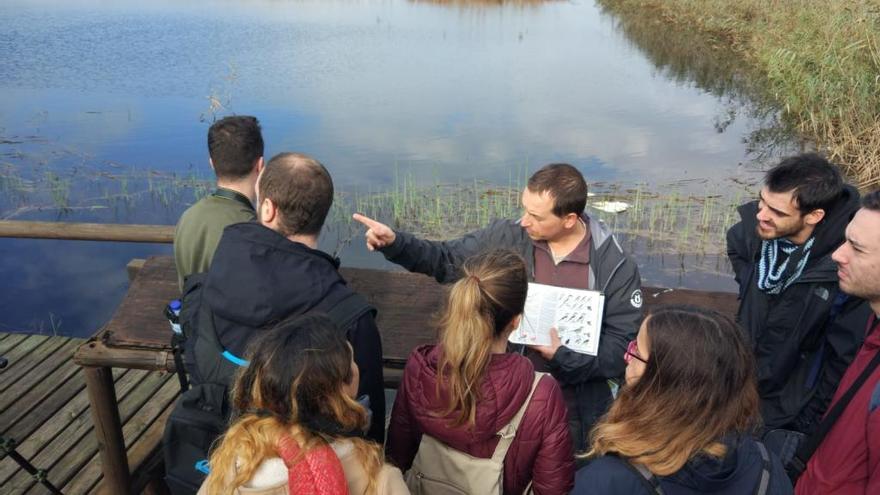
top-left (355, 163), bottom-right (642, 451)
top-left (727, 153), bottom-right (870, 435)
top-left (174, 116), bottom-right (264, 289)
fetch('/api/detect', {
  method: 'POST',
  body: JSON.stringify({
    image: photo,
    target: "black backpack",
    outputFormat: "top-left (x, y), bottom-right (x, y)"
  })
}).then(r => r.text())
top-left (162, 272), bottom-right (375, 495)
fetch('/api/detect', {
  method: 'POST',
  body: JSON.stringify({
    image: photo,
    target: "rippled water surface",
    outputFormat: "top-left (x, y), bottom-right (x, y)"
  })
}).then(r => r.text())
top-left (0, 0), bottom-right (784, 336)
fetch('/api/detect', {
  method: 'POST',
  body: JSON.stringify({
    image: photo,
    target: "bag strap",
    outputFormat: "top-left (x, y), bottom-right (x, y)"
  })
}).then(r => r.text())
top-left (616, 457), bottom-right (664, 494)
top-left (207, 291), bottom-right (376, 373)
top-left (491, 372), bottom-right (545, 463)
top-left (753, 441), bottom-right (771, 495)
top-left (212, 187), bottom-right (254, 211)
top-left (804, 292), bottom-right (849, 391)
top-left (791, 316), bottom-right (880, 475)
top-left (319, 291), bottom-right (377, 333)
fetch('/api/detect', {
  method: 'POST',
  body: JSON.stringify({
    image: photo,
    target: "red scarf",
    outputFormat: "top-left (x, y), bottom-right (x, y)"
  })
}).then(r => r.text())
top-left (277, 434), bottom-right (348, 495)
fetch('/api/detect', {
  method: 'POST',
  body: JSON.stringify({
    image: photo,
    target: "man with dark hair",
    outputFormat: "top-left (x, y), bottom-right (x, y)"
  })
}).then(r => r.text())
top-left (796, 191), bottom-right (880, 494)
top-left (196, 152), bottom-right (386, 443)
top-left (354, 163), bottom-right (642, 451)
top-left (727, 153), bottom-right (870, 436)
top-left (174, 115), bottom-right (264, 288)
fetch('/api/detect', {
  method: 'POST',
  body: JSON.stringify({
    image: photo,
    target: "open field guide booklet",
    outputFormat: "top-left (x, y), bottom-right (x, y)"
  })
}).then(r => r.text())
top-left (509, 282), bottom-right (605, 356)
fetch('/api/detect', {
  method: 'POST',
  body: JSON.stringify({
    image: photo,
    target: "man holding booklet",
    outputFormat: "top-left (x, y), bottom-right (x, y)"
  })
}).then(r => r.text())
top-left (354, 163), bottom-right (642, 452)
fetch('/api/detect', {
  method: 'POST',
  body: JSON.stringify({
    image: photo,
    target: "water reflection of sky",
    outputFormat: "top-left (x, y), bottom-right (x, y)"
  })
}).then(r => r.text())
top-left (0, 0), bottom-right (777, 336)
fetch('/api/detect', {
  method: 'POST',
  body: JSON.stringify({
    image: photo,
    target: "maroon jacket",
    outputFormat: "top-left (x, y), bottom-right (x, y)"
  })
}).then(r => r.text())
top-left (386, 345), bottom-right (574, 495)
top-left (796, 315), bottom-right (880, 494)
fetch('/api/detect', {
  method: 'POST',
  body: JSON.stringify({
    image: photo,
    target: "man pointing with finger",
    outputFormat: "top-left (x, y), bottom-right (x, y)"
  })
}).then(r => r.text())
top-left (354, 163), bottom-right (642, 451)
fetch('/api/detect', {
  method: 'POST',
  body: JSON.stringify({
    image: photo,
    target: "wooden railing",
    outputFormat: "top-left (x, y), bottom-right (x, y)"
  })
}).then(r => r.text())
top-left (0, 220), bottom-right (175, 243)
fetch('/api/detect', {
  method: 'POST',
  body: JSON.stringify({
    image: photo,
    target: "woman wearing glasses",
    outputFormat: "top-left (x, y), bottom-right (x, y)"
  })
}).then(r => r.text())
top-left (572, 305), bottom-right (793, 495)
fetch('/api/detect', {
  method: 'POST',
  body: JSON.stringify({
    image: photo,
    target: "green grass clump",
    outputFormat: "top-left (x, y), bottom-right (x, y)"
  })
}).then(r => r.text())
top-left (599, 0), bottom-right (880, 188)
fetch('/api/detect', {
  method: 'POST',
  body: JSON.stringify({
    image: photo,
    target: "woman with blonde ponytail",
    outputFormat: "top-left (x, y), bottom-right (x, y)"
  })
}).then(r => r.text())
top-left (386, 249), bottom-right (574, 494)
top-left (198, 314), bottom-right (407, 495)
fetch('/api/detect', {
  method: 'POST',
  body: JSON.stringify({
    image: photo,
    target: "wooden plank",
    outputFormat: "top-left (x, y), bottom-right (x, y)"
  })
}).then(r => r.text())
top-left (0, 333), bottom-right (29, 356)
top-left (125, 406), bottom-right (175, 495)
top-left (343, 267), bottom-right (444, 359)
top-left (0, 368), bottom-right (132, 485)
top-left (74, 338), bottom-right (176, 372)
top-left (87, 406), bottom-right (176, 495)
top-left (121, 375), bottom-right (178, 449)
top-left (101, 256), bottom-right (179, 350)
top-left (0, 355), bottom-right (82, 436)
top-left (0, 220), bottom-right (174, 243)
top-left (97, 256), bottom-right (738, 362)
top-left (5, 370), bottom-right (164, 493)
top-left (66, 374), bottom-right (178, 495)
top-left (127, 258), bottom-right (146, 282)
top-left (0, 336), bottom-right (73, 395)
top-left (642, 286), bottom-right (739, 316)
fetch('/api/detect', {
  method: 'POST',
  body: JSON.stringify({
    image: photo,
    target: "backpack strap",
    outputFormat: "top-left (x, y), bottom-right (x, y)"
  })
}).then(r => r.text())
top-left (753, 441), bottom-right (771, 495)
top-left (616, 458), bottom-right (664, 495)
top-left (790, 316), bottom-right (880, 476)
top-left (318, 291), bottom-right (377, 334)
top-left (490, 372), bottom-right (545, 464)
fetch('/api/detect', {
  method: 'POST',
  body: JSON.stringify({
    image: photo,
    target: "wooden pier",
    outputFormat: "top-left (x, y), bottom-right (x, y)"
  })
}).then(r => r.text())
top-left (0, 332), bottom-right (177, 494)
top-left (0, 221), bottom-right (740, 494)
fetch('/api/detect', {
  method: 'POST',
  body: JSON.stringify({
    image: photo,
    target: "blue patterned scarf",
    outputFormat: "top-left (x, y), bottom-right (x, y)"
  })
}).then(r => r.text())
top-left (756, 236), bottom-right (815, 294)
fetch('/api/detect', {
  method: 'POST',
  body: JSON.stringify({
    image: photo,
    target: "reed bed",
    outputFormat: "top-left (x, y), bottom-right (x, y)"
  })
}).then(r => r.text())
top-left (0, 160), bottom-right (745, 260)
top-left (598, 0), bottom-right (880, 189)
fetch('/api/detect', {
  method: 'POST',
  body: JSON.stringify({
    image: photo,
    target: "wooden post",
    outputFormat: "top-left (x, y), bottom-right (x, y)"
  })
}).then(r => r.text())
top-left (83, 366), bottom-right (132, 495)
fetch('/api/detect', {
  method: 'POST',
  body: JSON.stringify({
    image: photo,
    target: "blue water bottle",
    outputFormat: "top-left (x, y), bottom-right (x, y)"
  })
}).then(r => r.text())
top-left (165, 299), bottom-right (182, 335)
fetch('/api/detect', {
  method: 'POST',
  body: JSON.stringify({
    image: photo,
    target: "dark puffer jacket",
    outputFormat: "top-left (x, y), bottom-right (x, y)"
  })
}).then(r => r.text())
top-left (386, 345), bottom-right (574, 495)
top-left (574, 435), bottom-right (793, 495)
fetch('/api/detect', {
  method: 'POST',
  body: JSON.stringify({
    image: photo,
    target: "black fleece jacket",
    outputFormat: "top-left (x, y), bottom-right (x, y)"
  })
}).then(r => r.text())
top-left (203, 222), bottom-right (386, 442)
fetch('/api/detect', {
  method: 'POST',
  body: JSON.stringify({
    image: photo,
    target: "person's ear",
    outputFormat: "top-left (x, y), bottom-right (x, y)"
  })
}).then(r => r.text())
top-left (254, 156), bottom-right (264, 174)
top-left (563, 212), bottom-right (579, 229)
top-left (260, 198), bottom-right (277, 225)
top-left (804, 208), bottom-right (826, 227)
top-left (506, 314), bottom-right (522, 332)
top-left (209, 157), bottom-right (216, 172)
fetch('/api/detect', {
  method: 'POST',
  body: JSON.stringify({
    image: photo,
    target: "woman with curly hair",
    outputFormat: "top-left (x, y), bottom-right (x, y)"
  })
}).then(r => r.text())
top-left (199, 313), bottom-right (407, 495)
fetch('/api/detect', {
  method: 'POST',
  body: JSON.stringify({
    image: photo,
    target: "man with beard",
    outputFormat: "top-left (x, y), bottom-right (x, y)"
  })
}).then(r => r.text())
top-left (727, 153), bottom-right (871, 436)
top-left (795, 190), bottom-right (880, 494)
top-left (354, 163), bottom-right (642, 452)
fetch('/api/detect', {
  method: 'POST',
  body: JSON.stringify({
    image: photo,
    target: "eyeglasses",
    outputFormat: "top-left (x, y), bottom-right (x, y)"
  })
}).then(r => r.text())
top-left (624, 340), bottom-right (647, 364)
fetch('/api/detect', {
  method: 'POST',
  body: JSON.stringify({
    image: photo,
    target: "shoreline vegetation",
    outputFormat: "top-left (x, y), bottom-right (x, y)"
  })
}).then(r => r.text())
top-left (0, 160), bottom-right (748, 266)
top-left (598, 0), bottom-right (880, 189)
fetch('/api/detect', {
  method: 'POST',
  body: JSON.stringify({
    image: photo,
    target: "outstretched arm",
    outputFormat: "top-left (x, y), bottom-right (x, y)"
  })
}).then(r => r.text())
top-left (353, 213), bottom-right (523, 284)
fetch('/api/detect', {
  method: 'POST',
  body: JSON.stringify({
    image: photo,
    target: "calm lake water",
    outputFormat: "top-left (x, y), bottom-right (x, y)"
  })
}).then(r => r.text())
top-left (0, 0), bottom-right (790, 337)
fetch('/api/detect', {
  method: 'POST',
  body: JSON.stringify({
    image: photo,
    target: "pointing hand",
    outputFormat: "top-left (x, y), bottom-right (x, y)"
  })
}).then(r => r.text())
top-left (352, 213), bottom-right (396, 251)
